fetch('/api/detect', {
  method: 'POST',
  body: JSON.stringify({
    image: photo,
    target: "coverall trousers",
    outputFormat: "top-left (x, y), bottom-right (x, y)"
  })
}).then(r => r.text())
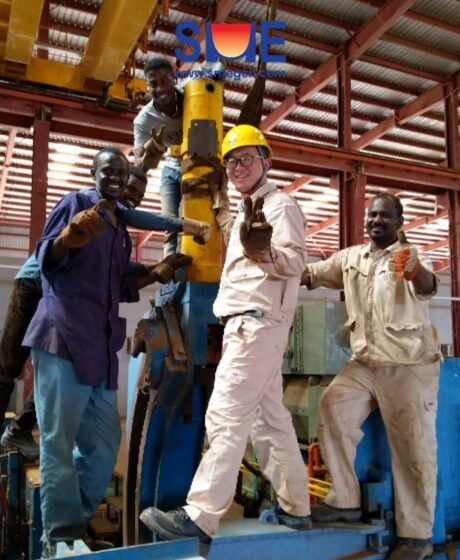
top-left (0, 278), bottom-right (41, 433)
top-left (317, 360), bottom-right (439, 539)
top-left (32, 349), bottom-right (121, 545)
top-left (185, 314), bottom-right (310, 537)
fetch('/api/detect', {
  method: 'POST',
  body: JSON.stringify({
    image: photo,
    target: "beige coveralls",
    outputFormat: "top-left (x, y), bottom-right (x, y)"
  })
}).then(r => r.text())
top-left (308, 242), bottom-right (441, 539)
top-left (184, 182), bottom-right (310, 537)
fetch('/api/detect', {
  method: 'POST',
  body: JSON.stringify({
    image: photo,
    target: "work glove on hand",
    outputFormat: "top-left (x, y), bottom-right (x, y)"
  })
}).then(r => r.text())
top-left (142, 126), bottom-right (167, 170)
top-left (60, 199), bottom-right (108, 248)
top-left (390, 230), bottom-right (421, 280)
top-left (182, 218), bottom-right (212, 245)
top-left (300, 266), bottom-right (312, 287)
top-left (239, 197), bottom-right (273, 260)
top-left (147, 253), bottom-right (193, 284)
top-left (209, 164), bottom-right (230, 213)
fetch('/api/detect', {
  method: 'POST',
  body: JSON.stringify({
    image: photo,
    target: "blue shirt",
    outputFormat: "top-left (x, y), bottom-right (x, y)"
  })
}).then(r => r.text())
top-left (16, 197), bottom-right (184, 283)
top-left (23, 189), bottom-right (136, 389)
top-left (16, 254), bottom-right (39, 281)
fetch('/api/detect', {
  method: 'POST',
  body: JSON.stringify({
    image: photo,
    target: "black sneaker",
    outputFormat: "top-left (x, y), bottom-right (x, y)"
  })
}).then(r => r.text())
top-left (140, 507), bottom-right (212, 546)
top-left (274, 505), bottom-right (312, 529)
top-left (390, 538), bottom-right (433, 560)
top-left (311, 503), bottom-right (362, 523)
top-left (0, 426), bottom-right (39, 460)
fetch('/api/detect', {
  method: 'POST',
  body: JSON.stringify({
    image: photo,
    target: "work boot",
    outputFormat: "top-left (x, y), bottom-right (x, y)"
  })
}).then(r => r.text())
top-left (311, 503), bottom-right (362, 523)
top-left (0, 426), bottom-right (39, 460)
top-left (274, 504), bottom-right (312, 529)
top-left (140, 507), bottom-right (212, 546)
top-left (390, 538), bottom-right (433, 560)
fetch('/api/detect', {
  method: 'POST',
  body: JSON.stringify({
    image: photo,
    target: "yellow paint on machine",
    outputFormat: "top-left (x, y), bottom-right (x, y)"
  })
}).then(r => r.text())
top-left (181, 78), bottom-right (225, 283)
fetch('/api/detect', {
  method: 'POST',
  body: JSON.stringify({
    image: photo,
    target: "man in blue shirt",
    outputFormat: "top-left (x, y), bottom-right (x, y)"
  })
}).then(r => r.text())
top-left (0, 166), bottom-right (209, 460)
top-left (22, 149), bottom-right (192, 558)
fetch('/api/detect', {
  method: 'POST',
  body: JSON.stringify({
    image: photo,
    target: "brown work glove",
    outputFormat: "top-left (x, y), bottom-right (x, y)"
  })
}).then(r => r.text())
top-left (182, 217), bottom-right (212, 244)
top-left (300, 266), bottom-right (311, 287)
top-left (147, 253), bottom-right (193, 284)
top-left (142, 126), bottom-right (167, 170)
top-left (239, 197), bottom-right (273, 260)
top-left (390, 230), bottom-right (421, 281)
top-left (209, 163), bottom-right (230, 213)
top-left (60, 199), bottom-right (108, 248)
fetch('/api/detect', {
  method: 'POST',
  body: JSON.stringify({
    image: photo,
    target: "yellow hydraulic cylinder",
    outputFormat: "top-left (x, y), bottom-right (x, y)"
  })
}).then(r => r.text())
top-left (180, 77), bottom-right (224, 283)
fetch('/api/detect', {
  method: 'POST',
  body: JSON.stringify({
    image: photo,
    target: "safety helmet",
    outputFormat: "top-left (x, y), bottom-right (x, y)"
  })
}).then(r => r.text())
top-left (222, 124), bottom-right (273, 159)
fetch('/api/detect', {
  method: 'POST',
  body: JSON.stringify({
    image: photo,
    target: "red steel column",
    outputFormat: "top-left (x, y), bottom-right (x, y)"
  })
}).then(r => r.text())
top-left (445, 86), bottom-right (460, 354)
top-left (337, 58), bottom-right (365, 249)
top-left (338, 170), bottom-right (367, 250)
top-left (29, 107), bottom-right (51, 254)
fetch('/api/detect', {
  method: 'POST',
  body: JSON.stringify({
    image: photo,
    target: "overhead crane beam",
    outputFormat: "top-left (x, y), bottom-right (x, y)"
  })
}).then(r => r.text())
top-left (80, 0), bottom-right (159, 83)
top-left (260, 0), bottom-right (418, 133)
top-left (4, 0), bottom-right (44, 64)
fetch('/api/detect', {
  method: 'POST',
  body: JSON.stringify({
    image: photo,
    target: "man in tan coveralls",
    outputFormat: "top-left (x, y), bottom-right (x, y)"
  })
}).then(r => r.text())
top-left (304, 193), bottom-right (440, 560)
top-left (140, 124), bottom-right (311, 546)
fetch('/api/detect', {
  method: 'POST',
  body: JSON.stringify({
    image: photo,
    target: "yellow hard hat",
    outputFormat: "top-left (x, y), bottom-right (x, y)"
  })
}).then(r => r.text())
top-left (222, 125), bottom-right (273, 159)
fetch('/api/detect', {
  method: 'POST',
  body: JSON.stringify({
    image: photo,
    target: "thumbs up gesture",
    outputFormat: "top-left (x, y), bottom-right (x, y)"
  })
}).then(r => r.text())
top-left (390, 230), bottom-right (421, 281)
top-left (60, 199), bottom-right (108, 249)
top-left (142, 126), bottom-right (167, 170)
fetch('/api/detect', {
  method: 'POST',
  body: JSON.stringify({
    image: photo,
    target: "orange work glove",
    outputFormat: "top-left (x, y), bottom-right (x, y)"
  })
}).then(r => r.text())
top-left (390, 230), bottom-right (421, 281)
top-left (239, 197), bottom-right (273, 260)
top-left (142, 126), bottom-right (167, 170)
top-left (147, 253), bottom-right (193, 284)
top-left (60, 199), bottom-right (108, 248)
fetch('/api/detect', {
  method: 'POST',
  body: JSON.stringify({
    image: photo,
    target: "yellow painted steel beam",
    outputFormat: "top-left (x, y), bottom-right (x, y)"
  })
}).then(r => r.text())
top-left (26, 58), bottom-right (86, 92)
top-left (5, 0), bottom-right (44, 64)
top-left (80, 0), bottom-right (158, 83)
top-left (22, 57), bottom-right (147, 101)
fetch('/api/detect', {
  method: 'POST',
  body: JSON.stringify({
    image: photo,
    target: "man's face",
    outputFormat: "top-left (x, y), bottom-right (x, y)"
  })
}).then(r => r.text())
top-left (123, 175), bottom-right (146, 209)
top-left (225, 146), bottom-right (268, 194)
top-left (366, 196), bottom-right (403, 248)
top-left (92, 152), bottom-right (128, 202)
top-left (145, 67), bottom-right (175, 108)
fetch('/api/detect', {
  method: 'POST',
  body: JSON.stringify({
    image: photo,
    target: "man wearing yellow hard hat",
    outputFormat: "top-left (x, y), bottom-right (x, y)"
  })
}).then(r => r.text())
top-left (140, 125), bottom-right (311, 547)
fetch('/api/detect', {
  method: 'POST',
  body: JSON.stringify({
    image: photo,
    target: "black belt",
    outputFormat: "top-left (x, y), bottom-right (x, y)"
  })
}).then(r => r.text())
top-left (220, 310), bottom-right (264, 326)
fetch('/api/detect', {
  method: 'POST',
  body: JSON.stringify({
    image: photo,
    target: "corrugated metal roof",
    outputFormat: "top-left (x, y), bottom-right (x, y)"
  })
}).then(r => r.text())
top-left (351, 60), bottom-right (436, 93)
top-left (367, 40), bottom-right (460, 78)
top-left (412, 0), bottom-right (460, 27)
top-left (390, 16), bottom-right (460, 56)
top-left (49, 3), bottom-right (96, 29)
top-left (287, 0), bottom-right (376, 25)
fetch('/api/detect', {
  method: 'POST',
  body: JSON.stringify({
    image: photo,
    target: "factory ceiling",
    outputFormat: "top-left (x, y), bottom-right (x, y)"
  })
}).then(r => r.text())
top-left (0, 0), bottom-right (459, 267)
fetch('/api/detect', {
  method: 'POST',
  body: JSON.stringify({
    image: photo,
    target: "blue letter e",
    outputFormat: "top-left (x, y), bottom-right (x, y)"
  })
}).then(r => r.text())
top-left (260, 22), bottom-right (286, 63)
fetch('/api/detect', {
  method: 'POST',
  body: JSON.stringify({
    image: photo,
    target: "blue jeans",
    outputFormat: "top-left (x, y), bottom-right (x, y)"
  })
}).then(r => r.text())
top-left (32, 349), bottom-right (121, 545)
top-left (160, 166), bottom-right (182, 256)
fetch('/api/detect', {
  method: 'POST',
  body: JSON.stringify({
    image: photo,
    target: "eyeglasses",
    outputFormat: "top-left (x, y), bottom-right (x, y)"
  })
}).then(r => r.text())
top-left (224, 155), bottom-right (264, 169)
